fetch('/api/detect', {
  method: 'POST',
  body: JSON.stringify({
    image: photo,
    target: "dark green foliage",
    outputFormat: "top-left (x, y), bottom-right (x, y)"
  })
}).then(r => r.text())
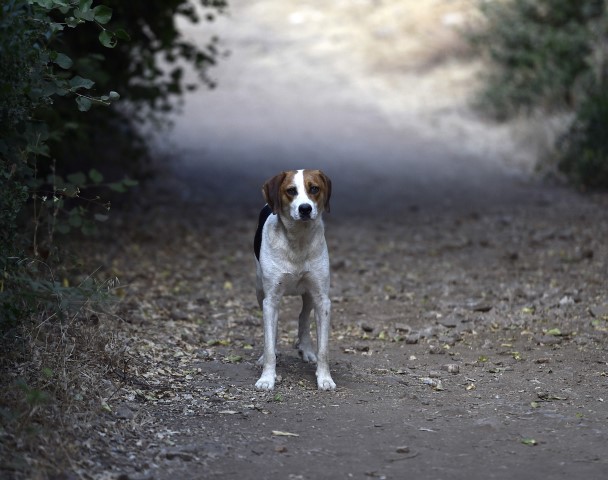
top-left (470, 0), bottom-right (604, 117)
top-left (559, 90), bottom-right (608, 188)
top-left (0, 1), bottom-right (44, 258)
top-left (0, 0), bottom-right (225, 323)
top-left (470, 0), bottom-right (608, 188)
top-left (46, 0), bottom-right (227, 178)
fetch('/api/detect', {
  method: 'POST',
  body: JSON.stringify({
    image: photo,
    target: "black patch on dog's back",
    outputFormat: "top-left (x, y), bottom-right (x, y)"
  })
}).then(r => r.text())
top-left (254, 204), bottom-right (273, 261)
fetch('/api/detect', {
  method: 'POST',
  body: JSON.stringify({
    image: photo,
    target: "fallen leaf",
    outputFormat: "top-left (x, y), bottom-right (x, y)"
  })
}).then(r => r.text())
top-left (225, 354), bottom-right (242, 363)
top-left (272, 430), bottom-right (299, 437)
top-left (521, 438), bottom-right (538, 446)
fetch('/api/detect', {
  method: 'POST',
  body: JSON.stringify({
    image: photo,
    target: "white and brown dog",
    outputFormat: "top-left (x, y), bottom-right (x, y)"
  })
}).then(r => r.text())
top-left (253, 169), bottom-right (335, 391)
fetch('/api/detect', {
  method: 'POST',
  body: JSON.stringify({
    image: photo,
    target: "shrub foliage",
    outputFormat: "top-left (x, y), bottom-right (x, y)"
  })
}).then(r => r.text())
top-left (0, 0), bottom-right (225, 322)
top-left (470, 0), bottom-right (608, 187)
top-left (0, 1), bottom-right (225, 476)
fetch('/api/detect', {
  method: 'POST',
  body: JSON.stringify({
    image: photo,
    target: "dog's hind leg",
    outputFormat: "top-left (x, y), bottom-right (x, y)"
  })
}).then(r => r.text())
top-left (296, 292), bottom-right (317, 363)
top-left (314, 294), bottom-right (336, 390)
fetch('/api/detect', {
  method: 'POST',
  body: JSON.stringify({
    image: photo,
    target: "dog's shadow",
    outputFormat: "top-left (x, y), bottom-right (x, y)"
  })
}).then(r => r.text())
top-left (247, 349), bottom-right (353, 391)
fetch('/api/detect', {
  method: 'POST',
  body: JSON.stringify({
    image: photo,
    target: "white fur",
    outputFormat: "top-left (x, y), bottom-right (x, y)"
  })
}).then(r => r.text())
top-left (289, 170), bottom-right (320, 221)
top-left (255, 170), bottom-right (335, 391)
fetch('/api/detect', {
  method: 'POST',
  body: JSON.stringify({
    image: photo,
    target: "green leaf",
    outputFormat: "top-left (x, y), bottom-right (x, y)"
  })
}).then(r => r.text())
top-left (75, 2), bottom-right (95, 21)
top-left (26, 143), bottom-right (50, 157)
top-left (225, 354), bottom-right (242, 364)
top-left (109, 182), bottom-right (126, 193)
top-left (546, 328), bottom-right (562, 336)
top-left (54, 53), bottom-right (73, 69)
top-left (56, 223), bottom-right (71, 234)
top-left (521, 438), bottom-right (538, 446)
top-left (63, 184), bottom-right (80, 197)
top-left (81, 221), bottom-right (98, 236)
top-left (89, 169), bottom-right (104, 184)
top-left (93, 5), bottom-right (112, 24)
top-left (114, 29), bottom-right (130, 41)
top-left (68, 213), bottom-right (83, 228)
top-left (69, 76), bottom-right (95, 90)
top-left (76, 97), bottom-right (92, 112)
top-left (67, 172), bottom-right (86, 185)
top-left (66, 16), bottom-right (83, 28)
top-left (109, 90), bottom-right (120, 101)
top-left (99, 30), bottom-right (117, 48)
top-left (122, 178), bottom-right (138, 187)
top-left (31, 0), bottom-right (54, 8)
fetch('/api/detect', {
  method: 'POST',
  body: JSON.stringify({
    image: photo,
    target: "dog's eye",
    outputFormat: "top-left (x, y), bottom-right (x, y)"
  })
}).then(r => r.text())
top-left (309, 186), bottom-right (320, 194)
top-left (286, 187), bottom-right (297, 196)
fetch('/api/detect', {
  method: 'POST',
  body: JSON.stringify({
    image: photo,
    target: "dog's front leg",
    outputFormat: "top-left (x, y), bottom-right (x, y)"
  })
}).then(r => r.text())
top-left (314, 294), bottom-right (336, 391)
top-left (256, 296), bottom-right (280, 390)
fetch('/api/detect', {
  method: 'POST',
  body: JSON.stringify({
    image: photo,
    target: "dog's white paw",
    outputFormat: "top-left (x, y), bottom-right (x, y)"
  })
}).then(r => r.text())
top-left (255, 374), bottom-right (276, 391)
top-left (298, 344), bottom-right (318, 363)
top-left (317, 375), bottom-right (336, 391)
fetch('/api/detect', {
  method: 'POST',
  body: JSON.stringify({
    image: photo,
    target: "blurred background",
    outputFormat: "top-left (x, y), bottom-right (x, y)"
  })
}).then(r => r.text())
top-left (2, 0), bottom-right (607, 311)
top-left (161, 0), bottom-right (548, 214)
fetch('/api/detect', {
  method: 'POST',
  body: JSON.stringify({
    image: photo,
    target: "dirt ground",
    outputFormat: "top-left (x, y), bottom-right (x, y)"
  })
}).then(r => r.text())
top-left (77, 187), bottom-right (608, 480)
top-left (3, 1), bottom-right (608, 479)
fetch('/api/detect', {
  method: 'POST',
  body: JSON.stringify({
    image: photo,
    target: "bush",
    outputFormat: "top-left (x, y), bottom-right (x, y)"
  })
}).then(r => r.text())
top-left (469, 0), bottom-right (608, 188)
top-left (0, 2), bottom-right (225, 476)
top-left (469, 0), bottom-right (604, 117)
top-left (1, 0), bottom-right (226, 323)
top-left (558, 89), bottom-right (608, 187)
top-left (43, 0), bottom-right (227, 179)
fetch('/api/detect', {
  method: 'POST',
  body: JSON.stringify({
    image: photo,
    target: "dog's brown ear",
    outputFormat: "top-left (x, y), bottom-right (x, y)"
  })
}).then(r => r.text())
top-left (318, 170), bottom-right (332, 213)
top-left (262, 172), bottom-right (286, 214)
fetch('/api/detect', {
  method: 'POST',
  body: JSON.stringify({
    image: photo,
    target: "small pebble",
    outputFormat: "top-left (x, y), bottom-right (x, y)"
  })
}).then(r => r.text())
top-left (405, 333), bottom-right (420, 344)
top-left (441, 363), bottom-right (460, 374)
top-left (421, 377), bottom-right (444, 390)
top-left (396, 446), bottom-right (410, 454)
top-left (429, 345), bottom-right (444, 354)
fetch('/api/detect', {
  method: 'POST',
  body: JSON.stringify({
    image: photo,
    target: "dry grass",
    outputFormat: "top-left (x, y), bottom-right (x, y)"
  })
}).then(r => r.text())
top-left (0, 273), bottom-right (129, 478)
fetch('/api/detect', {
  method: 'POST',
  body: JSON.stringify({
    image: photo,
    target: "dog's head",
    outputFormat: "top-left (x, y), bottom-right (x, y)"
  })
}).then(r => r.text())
top-left (262, 169), bottom-right (331, 221)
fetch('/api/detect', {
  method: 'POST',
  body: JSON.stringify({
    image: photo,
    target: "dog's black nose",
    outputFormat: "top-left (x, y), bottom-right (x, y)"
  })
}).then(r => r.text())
top-left (299, 204), bottom-right (313, 216)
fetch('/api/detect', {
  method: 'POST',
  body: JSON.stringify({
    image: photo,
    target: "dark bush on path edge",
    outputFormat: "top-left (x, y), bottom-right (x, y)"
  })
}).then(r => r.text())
top-left (1, 2), bottom-right (225, 476)
top-left (469, 0), bottom-right (608, 189)
top-left (1, 0), bottom-right (226, 325)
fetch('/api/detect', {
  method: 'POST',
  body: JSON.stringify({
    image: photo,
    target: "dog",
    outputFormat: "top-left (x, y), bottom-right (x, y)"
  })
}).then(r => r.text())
top-left (253, 169), bottom-right (336, 391)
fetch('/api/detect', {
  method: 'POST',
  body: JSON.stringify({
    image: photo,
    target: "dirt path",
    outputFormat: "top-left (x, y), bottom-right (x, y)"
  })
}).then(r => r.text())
top-left (62, 1), bottom-right (608, 479)
top-left (92, 193), bottom-right (608, 480)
